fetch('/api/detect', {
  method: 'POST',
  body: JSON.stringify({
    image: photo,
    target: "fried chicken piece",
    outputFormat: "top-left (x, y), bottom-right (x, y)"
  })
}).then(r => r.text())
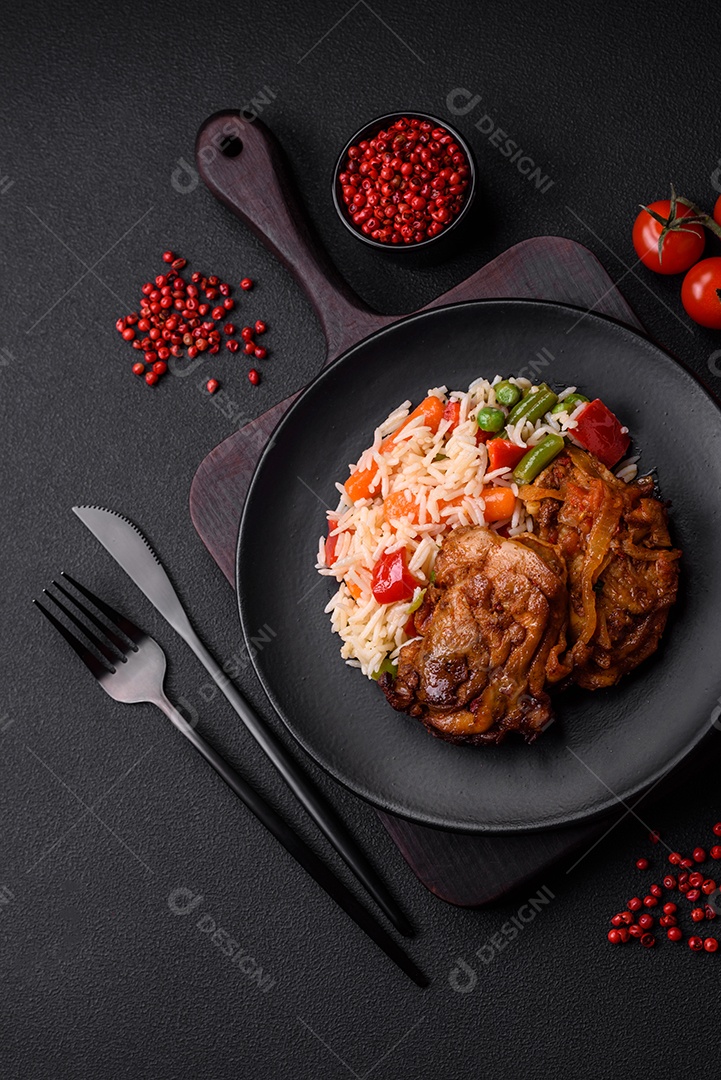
top-left (379, 526), bottom-right (569, 745)
top-left (520, 448), bottom-right (680, 689)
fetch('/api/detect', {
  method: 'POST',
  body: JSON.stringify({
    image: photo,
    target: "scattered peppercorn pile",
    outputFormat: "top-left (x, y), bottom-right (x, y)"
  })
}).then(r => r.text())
top-left (338, 116), bottom-right (472, 245)
top-left (607, 823), bottom-right (721, 952)
top-left (115, 252), bottom-right (267, 392)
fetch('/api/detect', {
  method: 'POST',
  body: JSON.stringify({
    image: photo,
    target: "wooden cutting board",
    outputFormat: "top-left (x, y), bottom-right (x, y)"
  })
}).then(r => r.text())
top-left (189, 113), bottom-right (643, 905)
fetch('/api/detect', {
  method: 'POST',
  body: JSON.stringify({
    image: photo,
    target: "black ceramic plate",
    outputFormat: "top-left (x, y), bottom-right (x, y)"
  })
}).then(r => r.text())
top-left (237, 300), bottom-right (721, 833)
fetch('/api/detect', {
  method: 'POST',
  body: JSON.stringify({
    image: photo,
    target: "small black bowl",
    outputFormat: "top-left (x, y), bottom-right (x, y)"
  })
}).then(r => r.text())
top-left (332, 111), bottom-right (477, 256)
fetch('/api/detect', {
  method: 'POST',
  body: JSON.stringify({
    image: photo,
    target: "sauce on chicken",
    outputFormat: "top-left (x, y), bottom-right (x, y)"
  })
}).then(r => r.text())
top-left (380, 527), bottom-right (569, 744)
top-left (380, 448), bottom-right (681, 744)
top-left (520, 447), bottom-right (680, 691)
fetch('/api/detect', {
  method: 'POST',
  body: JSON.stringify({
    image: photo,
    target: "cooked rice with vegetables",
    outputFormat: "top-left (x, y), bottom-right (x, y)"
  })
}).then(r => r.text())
top-left (316, 375), bottom-right (637, 679)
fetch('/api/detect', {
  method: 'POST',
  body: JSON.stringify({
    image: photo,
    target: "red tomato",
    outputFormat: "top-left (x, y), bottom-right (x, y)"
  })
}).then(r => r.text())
top-left (632, 200), bottom-right (704, 274)
top-left (371, 549), bottom-right (418, 604)
top-left (572, 399), bottom-right (630, 468)
top-left (681, 258), bottom-right (721, 329)
top-left (486, 438), bottom-right (527, 472)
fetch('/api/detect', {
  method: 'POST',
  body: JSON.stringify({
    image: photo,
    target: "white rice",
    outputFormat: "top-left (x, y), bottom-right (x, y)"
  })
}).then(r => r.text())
top-left (316, 378), bottom-right (638, 678)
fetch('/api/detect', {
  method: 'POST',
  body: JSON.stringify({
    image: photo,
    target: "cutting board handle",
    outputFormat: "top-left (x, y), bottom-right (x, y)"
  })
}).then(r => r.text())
top-left (196, 112), bottom-right (390, 361)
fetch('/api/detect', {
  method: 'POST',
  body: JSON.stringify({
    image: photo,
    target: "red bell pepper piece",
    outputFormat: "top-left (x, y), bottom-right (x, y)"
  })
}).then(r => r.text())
top-left (371, 549), bottom-right (418, 604)
top-left (486, 438), bottom-right (528, 472)
top-left (443, 399), bottom-right (461, 432)
top-left (325, 518), bottom-right (339, 566)
top-left (572, 399), bottom-right (630, 468)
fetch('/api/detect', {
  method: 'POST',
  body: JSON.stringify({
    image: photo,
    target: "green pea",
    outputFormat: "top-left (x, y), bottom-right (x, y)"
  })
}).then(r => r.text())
top-left (513, 433), bottom-right (566, 484)
top-left (550, 393), bottom-right (589, 415)
top-left (494, 380), bottom-right (522, 407)
top-left (477, 406), bottom-right (506, 433)
top-left (506, 385), bottom-right (558, 426)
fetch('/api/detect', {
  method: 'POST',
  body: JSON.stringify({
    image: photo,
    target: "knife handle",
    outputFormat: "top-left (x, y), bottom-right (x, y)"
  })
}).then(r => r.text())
top-left (183, 629), bottom-right (414, 938)
top-left (156, 693), bottom-right (426, 986)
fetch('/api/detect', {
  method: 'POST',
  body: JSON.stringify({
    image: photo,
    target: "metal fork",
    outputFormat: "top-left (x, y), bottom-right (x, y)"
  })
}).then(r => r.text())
top-left (34, 573), bottom-right (427, 987)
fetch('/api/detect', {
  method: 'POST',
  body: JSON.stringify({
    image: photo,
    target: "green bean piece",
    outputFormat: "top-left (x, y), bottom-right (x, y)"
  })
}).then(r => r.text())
top-left (550, 393), bottom-right (590, 415)
top-left (506, 384), bottom-right (558, 426)
top-left (513, 433), bottom-right (566, 484)
top-left (494, 380), bottom-right (522, 407)
top-left (524, 391), bottom-right (559, 422)
top-left (477, 406), bottom-right (506, 433)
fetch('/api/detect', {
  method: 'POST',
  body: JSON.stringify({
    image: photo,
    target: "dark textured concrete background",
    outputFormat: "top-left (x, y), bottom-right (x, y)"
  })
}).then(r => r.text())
top-left (2, 1), bottom-right (721, 1076)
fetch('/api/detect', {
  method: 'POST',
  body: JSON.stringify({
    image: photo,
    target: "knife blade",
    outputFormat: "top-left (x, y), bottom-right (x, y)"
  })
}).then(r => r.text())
top-left (72, 504), bottom-right (413, 938)
top-left (73, 505), bottom-right (195, 639)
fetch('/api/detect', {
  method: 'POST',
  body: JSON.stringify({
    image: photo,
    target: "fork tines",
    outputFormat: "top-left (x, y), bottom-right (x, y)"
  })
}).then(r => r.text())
top-left (34, 574), bottom-right (140, 676)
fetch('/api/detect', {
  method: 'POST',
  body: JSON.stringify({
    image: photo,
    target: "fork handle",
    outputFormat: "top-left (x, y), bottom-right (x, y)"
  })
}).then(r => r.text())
top-left (153, 694), bottom-right (426, 987)
top-left (177, 628), bottom-right (413, 938)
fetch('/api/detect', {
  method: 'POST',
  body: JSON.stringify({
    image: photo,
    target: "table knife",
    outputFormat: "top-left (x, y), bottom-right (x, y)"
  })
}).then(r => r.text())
top-left (73, 504), bottom-right (413, 938)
